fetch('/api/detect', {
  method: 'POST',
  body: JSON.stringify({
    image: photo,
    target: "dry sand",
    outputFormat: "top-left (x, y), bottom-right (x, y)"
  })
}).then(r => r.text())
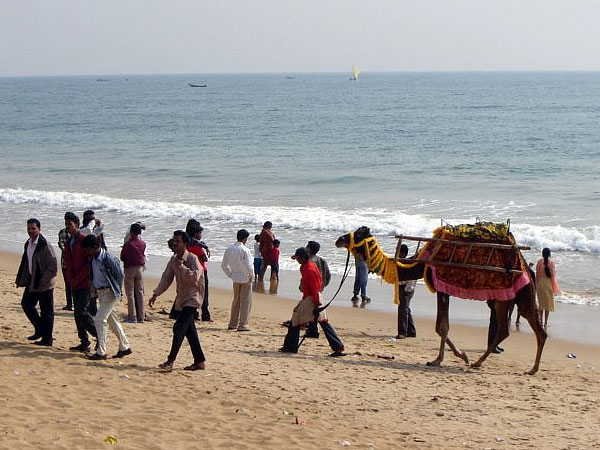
top-left (1, 250), bottom-right (599, 449)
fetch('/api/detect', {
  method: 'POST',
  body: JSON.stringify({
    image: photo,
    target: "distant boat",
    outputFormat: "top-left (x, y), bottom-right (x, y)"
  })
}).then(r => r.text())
top-left (349, 66), bottom-right (360, 81)
top-left (188, 83), bottom-right (207, 88)
top-left (96, 78), bottom-right (109, 82)
top-left (285, 76), bottom-right (295, 80)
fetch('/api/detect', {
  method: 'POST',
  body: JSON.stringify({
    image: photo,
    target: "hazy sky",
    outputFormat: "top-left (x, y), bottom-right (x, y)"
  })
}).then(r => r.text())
top-left (1, 0), bottom-right (600, 76)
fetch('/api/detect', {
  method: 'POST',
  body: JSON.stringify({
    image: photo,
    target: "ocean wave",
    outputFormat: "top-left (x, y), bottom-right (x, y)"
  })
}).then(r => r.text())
top-left (1, 187), bottom-right (598, 255)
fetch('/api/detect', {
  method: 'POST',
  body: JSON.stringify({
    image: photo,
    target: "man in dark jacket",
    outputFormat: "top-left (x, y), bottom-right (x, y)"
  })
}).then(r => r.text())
top-left (64, 212), bottom-right (97, 352)
top-left (15, 218), bottom-right (58, 346)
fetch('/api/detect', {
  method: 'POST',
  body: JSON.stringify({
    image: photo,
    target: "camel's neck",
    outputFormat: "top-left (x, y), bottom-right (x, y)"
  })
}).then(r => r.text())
top-left (348, 234), bottom-right (424, 285)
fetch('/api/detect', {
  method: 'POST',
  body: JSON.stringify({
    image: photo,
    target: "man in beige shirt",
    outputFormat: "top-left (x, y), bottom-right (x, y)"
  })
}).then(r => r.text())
top-left (149, 230), bottom-right (206, 372)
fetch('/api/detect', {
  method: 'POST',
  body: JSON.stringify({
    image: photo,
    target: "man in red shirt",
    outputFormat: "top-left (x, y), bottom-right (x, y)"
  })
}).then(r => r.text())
top-left (258, 221), bottom-right (276, 283)
top-left (64, 212), bottom-right (97, 352)
top-left (280, 247), bottom-right (345, 356)
top-left (120, 223), bottom-right (146, 323)
top-left (186, 219), bottom-right (211, 321)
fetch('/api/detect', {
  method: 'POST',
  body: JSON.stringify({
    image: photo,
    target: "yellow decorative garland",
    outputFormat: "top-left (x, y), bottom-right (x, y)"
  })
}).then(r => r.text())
top-left (346, 232), bottom-right (422, 304)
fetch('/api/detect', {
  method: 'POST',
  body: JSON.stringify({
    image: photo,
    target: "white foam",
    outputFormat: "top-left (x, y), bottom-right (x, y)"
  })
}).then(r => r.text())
top-left (1, 187), bottom-right (599, 255)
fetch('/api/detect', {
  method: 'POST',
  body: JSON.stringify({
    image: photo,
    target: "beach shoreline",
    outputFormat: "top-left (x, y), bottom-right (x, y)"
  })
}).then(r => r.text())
top-left (1, 249), bottom-right (600, 449)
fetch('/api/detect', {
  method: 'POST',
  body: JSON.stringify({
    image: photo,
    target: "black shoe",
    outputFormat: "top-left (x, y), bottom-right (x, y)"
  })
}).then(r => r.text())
top-left (491, 347), bottom-right (502, 354)
top-left (281, 320), bottom-right (292, 328)
top-left (62, 305), bottom-right (73, 311)
top-left (329, 351), bottom-right (346, 357)
top-left (305, 332), bottom-right (320, 339)
top-left (87, 353), bottom-right (107, 360)
top-left (113, 348), bottom-right (133, 358)
top-left (27, 333), bottom-right (42, 341)
top-left (279, 347), bottom-right (298, 354)
top-left (497, 346), bottom-right (505, 352)
top-left (34, 340), bottom-right (53, 347)
top-left (69, 343), bottom-right (91, 353)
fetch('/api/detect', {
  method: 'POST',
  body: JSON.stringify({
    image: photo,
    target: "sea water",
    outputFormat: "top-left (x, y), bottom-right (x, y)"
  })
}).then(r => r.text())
top-left (0, 72), bottom-right (598, 309)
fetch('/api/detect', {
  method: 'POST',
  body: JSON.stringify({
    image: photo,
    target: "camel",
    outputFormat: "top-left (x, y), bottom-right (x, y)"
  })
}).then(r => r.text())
top-left (335, 226), bottom-right (547, 375)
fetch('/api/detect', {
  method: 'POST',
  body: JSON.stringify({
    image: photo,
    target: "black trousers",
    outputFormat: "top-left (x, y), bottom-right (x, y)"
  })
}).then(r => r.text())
top-left (61, 267), bottom-right (73, 308)
top-left (21, 288), bottom-right (54, 343)
top-left (73, 288), bottom-right (97, 347)
top-left (487, 300), bottom-right (497, 347)
top-left (283, 321), bottom-right (344, 353)
top-left (397, 285), bottom-right (416, 337)
top-left (168, 306), bottom-right (206, 363)
top-left (201, 270), bottom-right (211, 321)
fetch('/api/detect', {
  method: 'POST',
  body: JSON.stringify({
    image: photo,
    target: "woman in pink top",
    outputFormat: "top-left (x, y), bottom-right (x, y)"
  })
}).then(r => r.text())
top-left (535, 247), bottom-right (561, 330)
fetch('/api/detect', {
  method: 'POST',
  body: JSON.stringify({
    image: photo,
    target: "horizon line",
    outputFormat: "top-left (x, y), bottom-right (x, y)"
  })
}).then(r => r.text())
top-left (2, 68), bottom-right (600, 79)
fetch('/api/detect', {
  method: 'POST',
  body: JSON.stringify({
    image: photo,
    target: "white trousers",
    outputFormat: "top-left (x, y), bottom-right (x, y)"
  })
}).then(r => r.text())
top-left (94, 289), bottom-right (130, 356)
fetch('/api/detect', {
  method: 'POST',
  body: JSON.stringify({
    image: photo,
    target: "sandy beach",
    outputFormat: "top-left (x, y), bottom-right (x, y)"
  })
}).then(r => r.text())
top-left (1, 250), bottom-right (599, 449)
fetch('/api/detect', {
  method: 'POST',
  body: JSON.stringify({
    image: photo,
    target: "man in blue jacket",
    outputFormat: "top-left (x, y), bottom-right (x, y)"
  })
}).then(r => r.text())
top-left (81, 234), bottom-right (132, 361)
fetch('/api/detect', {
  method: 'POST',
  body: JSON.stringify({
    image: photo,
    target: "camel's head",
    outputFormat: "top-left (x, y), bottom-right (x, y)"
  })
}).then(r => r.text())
top-left (335, 226), bottom-right (372, 256)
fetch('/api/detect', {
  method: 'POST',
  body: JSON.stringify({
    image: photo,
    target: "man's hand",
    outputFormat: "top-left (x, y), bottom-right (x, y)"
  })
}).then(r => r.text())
top-left (312, 308), bottom-right (320, 317)
top-left (149, 295), bottom-right (157, 308)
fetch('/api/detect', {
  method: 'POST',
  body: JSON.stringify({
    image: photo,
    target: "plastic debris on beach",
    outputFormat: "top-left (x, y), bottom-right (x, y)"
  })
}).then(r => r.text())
top-left (104, 435), bottom-right (118, 445)
top-left (338, 440), bottom-right (352, 447)
top-left (282, 410), bottom-right (294, 416)
top-left (13, 370), bottom-right (20, 375)
top-left (566, 353), bottom-right (577, 359)
top-left (236, 408), bottom-right (250, 415)
top-left (119, 374), bottom-right (129, 379)
top-left (294, 416), bottom-right (305, 425)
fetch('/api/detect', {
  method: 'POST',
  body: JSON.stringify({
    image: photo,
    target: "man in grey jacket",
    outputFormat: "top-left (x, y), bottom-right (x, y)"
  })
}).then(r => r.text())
top-left (15, 218), bottom-right (58, 346)
top-left (81, 234), bottom-right (132, 361)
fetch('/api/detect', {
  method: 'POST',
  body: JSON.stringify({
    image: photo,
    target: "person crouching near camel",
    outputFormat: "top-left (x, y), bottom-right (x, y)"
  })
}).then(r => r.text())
top-left (280, 247), bottom-right (345, 357)
top-left (149, 230), bottom-right (207, 371)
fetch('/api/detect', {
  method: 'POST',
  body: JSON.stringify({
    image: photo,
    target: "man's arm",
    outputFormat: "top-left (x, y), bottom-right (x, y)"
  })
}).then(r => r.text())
top-left (39, 244), bottom-right (58, 288)
top-left (244, 248), bottom-right (254, 282)
top-left (220, 248), bottom-right (232, 279)
top-left (322, 258), bottom-right (331, 288)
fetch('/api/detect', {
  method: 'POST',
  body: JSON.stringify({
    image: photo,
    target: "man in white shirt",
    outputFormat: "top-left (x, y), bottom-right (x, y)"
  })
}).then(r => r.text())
top-left (221, 229), bottom-right (254, 331)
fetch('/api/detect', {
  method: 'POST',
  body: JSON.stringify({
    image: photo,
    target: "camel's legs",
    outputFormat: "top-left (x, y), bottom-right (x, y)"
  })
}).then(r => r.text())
top-left (445, 336), bottom-right (469, 365)
top-left (471, 300), bottom-right (511, 369)
top-left (517, 292), bottom-right (547, 375)
top-left (427, 293), bottom-right (450, 366)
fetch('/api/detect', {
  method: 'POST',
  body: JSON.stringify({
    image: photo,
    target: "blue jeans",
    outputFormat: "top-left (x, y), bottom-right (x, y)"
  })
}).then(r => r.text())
top-left (253, 258), bottom-right (262, 277)
top-left (353, 259), bottom-right (368, 297)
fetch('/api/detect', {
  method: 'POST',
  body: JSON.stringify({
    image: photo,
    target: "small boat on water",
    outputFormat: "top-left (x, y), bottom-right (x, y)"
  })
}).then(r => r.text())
top-left (349, 66), bottom-right (360, 81)
top-left (285, 76), bottom-right (295, 80)
top-left (188, 83), bottom-right (207, 88)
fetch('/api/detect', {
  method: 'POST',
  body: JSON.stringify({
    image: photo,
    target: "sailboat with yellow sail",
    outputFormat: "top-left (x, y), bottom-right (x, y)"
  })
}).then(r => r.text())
top-left (350, 65), bottom-right (360, 81)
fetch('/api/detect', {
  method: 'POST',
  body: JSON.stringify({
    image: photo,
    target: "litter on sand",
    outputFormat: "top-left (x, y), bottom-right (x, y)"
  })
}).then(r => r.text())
top-left (566, 353), bottom-right (577, 359)
top-left (104, 435), bottom-right (118, 445)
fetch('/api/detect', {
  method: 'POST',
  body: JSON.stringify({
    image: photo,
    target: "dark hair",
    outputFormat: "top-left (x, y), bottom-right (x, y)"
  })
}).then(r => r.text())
top-left (542, 248), bottom-right (552, 278)
top-left (27, 218), bottom-right (41, 229)
top-left (237, 229), bottom-right (250, 241)
top-left (255, 234), bottom-right (260, 241)
top-left (83, 209), bottom-right (95, 217)
top-left (400, 244), bottom-right (409, 257)
top-left (64, 212), bottom-right (80, 226)
top-left (293, 247), bottom-right (309, 261)
top-left (81, 234), bottom-right (99, 249)
top-left (306, 241), bottom-right (320, 255)
top-left (185, 219), bottom-right (203, 236)
top-left (130, 223), bottom-right (142, 236)
top-left (273, 239), bottom-right (280, 247)
top-left (167, 238), bottom-right (175, 252)
top-left (263, 221), bottom-right (272, 229)
top-left (173, 230), bottom-right (189, 244)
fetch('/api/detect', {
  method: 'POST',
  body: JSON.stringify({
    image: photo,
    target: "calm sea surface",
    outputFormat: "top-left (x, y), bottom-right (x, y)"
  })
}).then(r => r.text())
top-left (0, 72), bottom-right (598, 307)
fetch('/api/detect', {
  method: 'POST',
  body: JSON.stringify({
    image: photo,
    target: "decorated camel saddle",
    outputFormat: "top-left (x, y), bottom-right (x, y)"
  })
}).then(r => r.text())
top-left (399, 221), bottom-right (531, 301)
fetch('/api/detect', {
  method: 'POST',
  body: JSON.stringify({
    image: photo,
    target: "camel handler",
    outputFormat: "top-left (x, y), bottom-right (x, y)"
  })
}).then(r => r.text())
top-left (280, 247), bottom-right (345, 357)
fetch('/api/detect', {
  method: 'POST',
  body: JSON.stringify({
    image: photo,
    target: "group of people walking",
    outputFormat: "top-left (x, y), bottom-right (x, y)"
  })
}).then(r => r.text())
top-left (16, 212), bottom-right (561, 371)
